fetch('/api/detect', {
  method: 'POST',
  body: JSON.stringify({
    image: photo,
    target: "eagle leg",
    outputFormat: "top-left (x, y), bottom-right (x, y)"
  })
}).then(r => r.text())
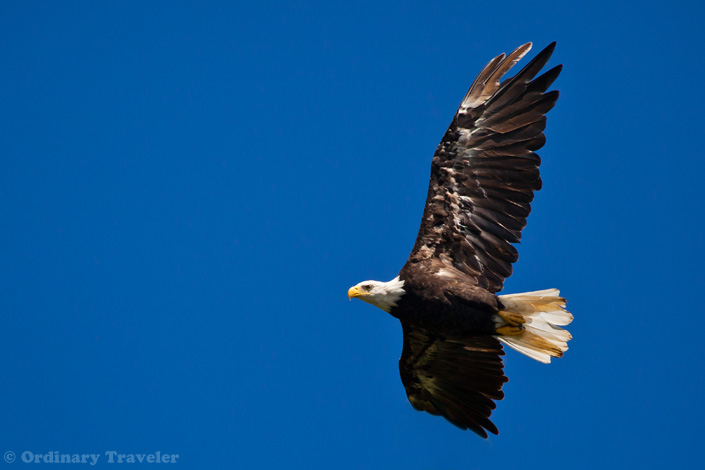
top-left (496, 325), bottom-right (524, 336)
top-left (497, 310), bottom-right (526, 326)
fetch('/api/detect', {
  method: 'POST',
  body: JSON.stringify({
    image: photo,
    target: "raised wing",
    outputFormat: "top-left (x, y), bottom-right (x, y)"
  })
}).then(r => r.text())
top-left (399, 322), bottom-right (508, 438)
top-left (407, 43), bottom-right (561, 293)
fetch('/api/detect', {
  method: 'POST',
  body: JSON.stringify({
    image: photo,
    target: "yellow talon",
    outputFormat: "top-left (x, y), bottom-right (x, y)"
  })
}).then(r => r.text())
top-left (496, 325), bottom-right (523, 336)
top-left (497, 310), bottom-right (525, 326)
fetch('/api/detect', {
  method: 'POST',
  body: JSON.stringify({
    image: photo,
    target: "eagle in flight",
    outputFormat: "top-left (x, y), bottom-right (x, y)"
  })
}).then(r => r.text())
top-left (348, 42), bottom-right (572, 438)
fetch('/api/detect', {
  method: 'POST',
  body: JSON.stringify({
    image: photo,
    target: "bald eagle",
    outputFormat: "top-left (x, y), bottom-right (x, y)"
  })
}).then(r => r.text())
top-left (348, 42), bottom-right (572, 438)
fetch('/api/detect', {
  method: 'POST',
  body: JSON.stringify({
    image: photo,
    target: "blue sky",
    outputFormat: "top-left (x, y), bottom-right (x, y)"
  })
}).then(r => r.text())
top-left (2, 1), bottom-right (704, 468)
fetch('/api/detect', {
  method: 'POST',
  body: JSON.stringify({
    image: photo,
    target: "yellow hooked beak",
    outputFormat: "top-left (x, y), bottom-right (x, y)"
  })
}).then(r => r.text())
top-left (348, 285), bottom-right (365, 300)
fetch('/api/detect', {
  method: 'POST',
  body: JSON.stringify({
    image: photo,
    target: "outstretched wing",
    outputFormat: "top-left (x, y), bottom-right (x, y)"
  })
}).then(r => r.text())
top-left (398, 322), bottom-right (508, 438)
top-left (407, 43), bottom-right (561, 293)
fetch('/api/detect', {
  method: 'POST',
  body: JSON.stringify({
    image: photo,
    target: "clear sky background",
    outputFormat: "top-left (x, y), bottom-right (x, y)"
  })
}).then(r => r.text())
top-left (2, 1), bottom-right (704, 468)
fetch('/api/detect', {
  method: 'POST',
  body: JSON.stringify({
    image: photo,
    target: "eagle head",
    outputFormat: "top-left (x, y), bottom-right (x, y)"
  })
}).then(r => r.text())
top-left (347, 277), bottom-right (405, 313)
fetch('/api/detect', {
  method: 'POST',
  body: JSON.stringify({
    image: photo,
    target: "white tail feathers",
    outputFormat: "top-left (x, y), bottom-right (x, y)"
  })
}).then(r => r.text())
top-left (495, 289), bottom-right (573, 364)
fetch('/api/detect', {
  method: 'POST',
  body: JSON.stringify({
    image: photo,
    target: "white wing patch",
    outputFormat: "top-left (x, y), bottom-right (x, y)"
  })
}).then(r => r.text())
top-left (436, 268), bottom-right (457, 279)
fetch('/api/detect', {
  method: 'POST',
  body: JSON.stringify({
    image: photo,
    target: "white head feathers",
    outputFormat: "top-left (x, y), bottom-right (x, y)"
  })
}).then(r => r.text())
top-left (348, 276), bottom-right (405, 313)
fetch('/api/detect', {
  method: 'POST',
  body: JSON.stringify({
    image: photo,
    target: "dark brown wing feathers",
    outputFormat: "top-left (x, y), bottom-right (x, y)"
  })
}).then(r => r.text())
top-left (462, 43), bottom-right (533, 109)
top-left (399, 322), bottom-right (508, 438)
top-left (406, 42), bottom-right (561, 293)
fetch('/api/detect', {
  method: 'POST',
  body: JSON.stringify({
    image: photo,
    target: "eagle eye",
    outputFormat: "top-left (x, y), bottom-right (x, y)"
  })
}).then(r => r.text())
top-left (363, 284), bottom-right (372, 292)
